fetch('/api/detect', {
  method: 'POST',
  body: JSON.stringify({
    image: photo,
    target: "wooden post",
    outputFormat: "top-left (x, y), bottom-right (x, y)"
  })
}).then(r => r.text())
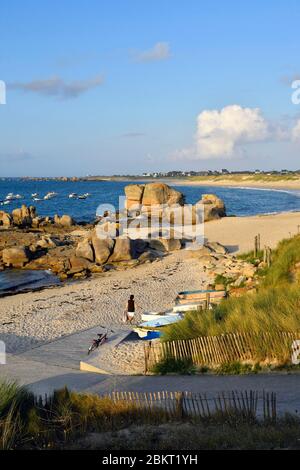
top-left (266, 247), bottom-right (272, 268)
top-left (263, 245), bottom-right (267, 264)
top-left (257, 233), bottom-right (261, 252)
top-left (254, 236), bottom-right (258, 257)
top-left (205, 292), bottom-right (210, 309)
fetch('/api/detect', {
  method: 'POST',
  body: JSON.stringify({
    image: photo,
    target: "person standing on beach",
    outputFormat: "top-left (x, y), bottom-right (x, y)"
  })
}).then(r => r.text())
top-left (123, 294), bottom-right (137, 324)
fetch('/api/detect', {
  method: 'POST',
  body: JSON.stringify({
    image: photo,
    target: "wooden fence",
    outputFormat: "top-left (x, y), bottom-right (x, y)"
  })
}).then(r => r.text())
top-left (144, 331), bottom-right (300, 373)
top-left (106, 390), bottom-right (276, 421)
top-left (35, 389), bottom-right (277, 422)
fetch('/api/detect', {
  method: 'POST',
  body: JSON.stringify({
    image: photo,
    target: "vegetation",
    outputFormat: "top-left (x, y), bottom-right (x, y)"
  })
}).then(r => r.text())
top-left (67, 418), bottom-right (300, 450)
top-left (2, 381), bottom-right (300, 450)
top-left (163, 236), bottom-right (300, 345)
top-left (189, 173), bottom-right (300, 183)
top-left (151, 356), bottom-right (196, 375)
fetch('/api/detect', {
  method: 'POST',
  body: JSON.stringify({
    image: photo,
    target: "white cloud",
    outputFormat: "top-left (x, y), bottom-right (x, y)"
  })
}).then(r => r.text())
top-left (196, 105), bottom-right (269, 158)
top-left (133, 42), bottom-right (170, 63)
top-left (9, 75), bottom-right (104, 100)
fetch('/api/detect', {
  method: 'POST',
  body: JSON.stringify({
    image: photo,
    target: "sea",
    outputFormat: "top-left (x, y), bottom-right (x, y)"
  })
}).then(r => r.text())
top-left (1, 178), bottom-right (300, 295)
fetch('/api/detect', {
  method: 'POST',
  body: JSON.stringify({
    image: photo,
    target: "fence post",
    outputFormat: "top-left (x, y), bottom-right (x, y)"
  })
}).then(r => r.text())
top-left (254, 236), bottom-right (258, 257)
top-left (175, 391), bottom-right (184, 419)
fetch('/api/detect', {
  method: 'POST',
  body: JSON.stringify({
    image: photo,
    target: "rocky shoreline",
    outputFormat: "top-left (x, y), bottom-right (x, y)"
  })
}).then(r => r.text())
top-left (0, 183), bottom-right (227, 281)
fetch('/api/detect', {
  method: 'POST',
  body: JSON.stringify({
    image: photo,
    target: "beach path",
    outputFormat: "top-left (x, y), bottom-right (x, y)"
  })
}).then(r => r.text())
top-left (205, 212), bottom-right (300, 253)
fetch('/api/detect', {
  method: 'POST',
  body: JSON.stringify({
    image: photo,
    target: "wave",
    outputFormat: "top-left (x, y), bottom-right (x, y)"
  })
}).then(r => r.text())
top-left (234, 186), bottom-right (300, 198)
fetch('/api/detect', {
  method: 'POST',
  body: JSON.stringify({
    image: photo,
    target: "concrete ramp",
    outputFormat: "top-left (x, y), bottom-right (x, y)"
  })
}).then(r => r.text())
top-left (18, 326), bottom-right (130, 371)
top-left (80, 330), bottom-right (131, 375)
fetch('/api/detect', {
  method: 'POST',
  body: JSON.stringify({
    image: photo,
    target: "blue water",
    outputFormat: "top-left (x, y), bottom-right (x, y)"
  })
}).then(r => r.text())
top-left (1, 179), bottom-right (300, 222)
top-left (0, 269), bottom-right (60, 296)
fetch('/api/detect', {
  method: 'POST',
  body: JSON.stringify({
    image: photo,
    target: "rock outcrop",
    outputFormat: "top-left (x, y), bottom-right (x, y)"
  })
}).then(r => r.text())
top-left (0, 211), bottom-right (12, 227)
top-left (2, 246), bottom-right (31, 267)
top-left (198, 194), bottom-right (226, 221)
top-left (125, 183), bottom-right (184, 211)
top-left (75, 238), bottom-right (94, 262)
top-left (12, 205), bottom-right (36, 227)
top-left (91, 232), bottom-right (115, 264)
top-left (54, 214), bottom-right (75, 227)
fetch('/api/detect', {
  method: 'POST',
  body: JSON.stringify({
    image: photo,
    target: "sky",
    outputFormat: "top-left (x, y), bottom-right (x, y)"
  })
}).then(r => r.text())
top-left (1, 0), bottom-right (300, 176)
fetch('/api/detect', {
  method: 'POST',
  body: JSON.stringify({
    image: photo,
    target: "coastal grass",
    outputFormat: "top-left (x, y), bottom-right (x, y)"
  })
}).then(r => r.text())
top-left (65, 417), bottom-right (300, 450)
top-left (2, 381), bottom-right (300, 450)
top-left (163, 236), bottom-right (300, 346)
top-left (189, 173), bottom-right (300, 183)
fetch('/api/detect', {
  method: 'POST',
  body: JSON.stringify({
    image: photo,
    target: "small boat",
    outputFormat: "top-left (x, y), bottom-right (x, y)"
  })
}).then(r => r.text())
top-left (172, 303), bottom-right (205, 313)
top-left (44, 192), bottom-right (57, 200)
top-left (77, 194), bottom-right (87, 199)
top-left (5, 193), bottom-right (23, 201)
top-left (31, 193), bottom-right (38, 198)
top-left (176, 289), bottom-right (226, 305)
top-left (69, 193), bottom-right (78, 198)
top-left (3, 200), bottom-right (11, 205)
top-left (134, 314), bottom-right (183, 339)
top-left (33, 197), bottom-right (43, 202)
top-left (141, 310), bottom-right (177, 322)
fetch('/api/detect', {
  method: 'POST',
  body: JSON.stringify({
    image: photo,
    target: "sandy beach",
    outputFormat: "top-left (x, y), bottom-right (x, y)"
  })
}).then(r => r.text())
top-left (165, 177), bottom-right (300, 190)
top-left (1, 210), bottom-right (300, 373)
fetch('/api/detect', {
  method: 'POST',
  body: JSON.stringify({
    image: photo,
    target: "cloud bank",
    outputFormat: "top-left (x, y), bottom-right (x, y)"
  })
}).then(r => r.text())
top-left (133, 42), bottom-right (170, 63)
top-left (9, 75), bottom-right (104, 99)
top-left (196, 105), bottom-right (269, 158)
top-left (173, 105), bottom-right (300, 161)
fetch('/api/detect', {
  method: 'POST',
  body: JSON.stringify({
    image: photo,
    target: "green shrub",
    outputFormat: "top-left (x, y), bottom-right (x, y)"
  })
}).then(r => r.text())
top-left (151, 356), bottom-right (196, 375)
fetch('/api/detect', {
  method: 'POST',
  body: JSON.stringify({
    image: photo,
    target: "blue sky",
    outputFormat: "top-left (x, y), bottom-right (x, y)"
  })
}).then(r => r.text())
top-left (1, 0), bottom-right (300, 176)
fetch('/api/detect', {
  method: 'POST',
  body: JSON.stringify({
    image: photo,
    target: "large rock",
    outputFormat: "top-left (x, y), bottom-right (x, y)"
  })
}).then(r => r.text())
top-left (149, 238), bottom-right (182, 252)
top-left (125, 184), bottom-right (144, 209)
top-left (108, 237), bottom-right (134, 262)
top-left (69, 255), bottom-right (91, 274)
top-left (142, 183), bottom-right (184, 206)
top-left (197, 194), bottom-right (226, 221)
top-left (54, 214), bottom-right (75, 227)
top-left (76, 239), bottom-right (94, 262)
top-left (2, 246), bottom-right (31, 267)
top-left (0, 211), bottom-right (12, 227)
top-left (92, 232), bottom-right (115, 264)
top-left (96, 221), bottom-right (119, 239)
top-left (12, 205), bottom-right (36, 227)
top-left (206, 241), bottom-right (227, 255)
top-left (36, 235), bottom-right (59, 249)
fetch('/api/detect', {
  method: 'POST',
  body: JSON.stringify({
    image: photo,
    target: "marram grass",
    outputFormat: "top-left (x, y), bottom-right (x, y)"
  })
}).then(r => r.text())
top-left (163, 236), bottom-right (300, 343)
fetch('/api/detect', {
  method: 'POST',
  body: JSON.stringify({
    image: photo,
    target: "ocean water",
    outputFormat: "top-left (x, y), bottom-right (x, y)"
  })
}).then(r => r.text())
top-left (1, 179), bottom-right (300, 222)
top-left (0, 269), bottom-right (60, 296)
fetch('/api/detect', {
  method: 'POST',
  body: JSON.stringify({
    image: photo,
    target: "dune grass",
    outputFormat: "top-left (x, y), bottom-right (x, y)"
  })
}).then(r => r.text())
top-left (163, 236), bottom-right (300, 343)
top-left (2, 381), bottom-right (300, 450)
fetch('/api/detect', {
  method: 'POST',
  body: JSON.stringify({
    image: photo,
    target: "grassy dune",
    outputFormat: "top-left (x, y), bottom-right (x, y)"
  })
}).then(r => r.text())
top-left (189, 173), bottom-right (300, 183)
top-left (163, 236), bottom-right (300, 342)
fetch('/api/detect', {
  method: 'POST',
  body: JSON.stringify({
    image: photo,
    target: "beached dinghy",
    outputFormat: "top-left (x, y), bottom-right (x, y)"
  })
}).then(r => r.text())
top-left (141, 310), bottom-right (176, 322)
top-left (172, 303), bottom-right (205, 313)
top-left (134, 314), bottom-right (183, 339)
top-left (176, 289), bottom-right (226, 305)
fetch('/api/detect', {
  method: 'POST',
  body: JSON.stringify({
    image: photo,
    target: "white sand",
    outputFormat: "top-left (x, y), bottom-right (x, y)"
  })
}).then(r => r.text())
top-left (205, 211), bottom-right (300, 254)
top-left (0, 250), bottom-right (207, 357)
